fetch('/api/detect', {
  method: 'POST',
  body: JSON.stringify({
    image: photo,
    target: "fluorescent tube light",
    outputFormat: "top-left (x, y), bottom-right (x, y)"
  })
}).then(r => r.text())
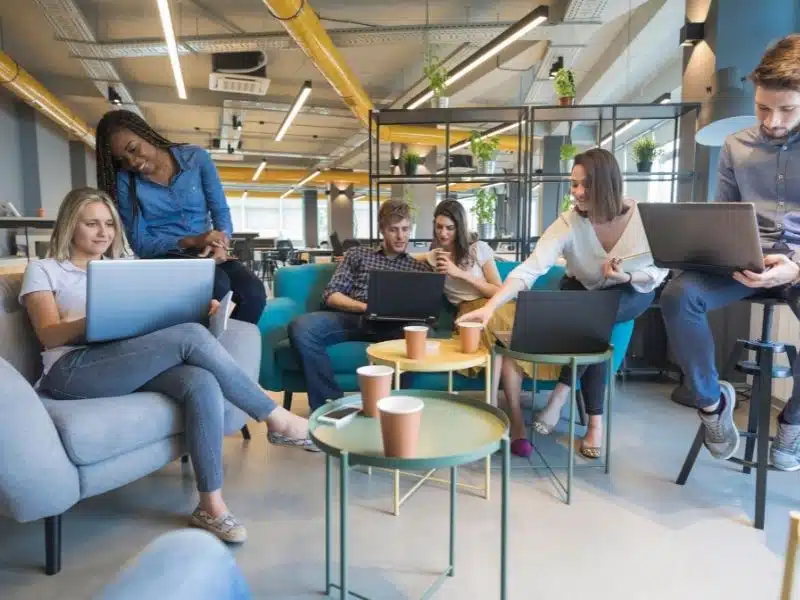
top-left (406, 6), bottom-right (548, 109)
top-left (276, 81), bottom-right (312, 142)
top-left (252, 159), bottom-right (267, 182)
top-left (155, 0), bottom-right (187, 100)
top-left (297, 170), bottom-right (321, 187)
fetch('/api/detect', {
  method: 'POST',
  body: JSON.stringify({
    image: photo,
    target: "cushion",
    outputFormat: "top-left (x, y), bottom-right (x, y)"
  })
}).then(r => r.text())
top-left (41, 392), bottom-right (183, 466)
top-left (0, 274), bottom-right (43, 384)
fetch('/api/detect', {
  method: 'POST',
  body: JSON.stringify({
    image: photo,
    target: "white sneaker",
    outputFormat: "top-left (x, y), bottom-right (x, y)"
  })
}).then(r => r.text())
top-left (698, 381), bottom-right (739, 460)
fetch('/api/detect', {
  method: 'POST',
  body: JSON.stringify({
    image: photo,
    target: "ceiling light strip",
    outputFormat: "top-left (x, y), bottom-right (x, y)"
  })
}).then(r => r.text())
top-left (406, 6), bottom-right (548, 110)
top-left (155, 0), bottom-right (187, 99)
top-left (252, 159), bottom-right (267, 182)
top-left (275, 81), bottom-right (312, 142)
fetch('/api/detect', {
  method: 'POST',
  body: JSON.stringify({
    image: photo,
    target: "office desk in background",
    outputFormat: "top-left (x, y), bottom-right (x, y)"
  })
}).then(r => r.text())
top-left (0, 217), bottom-right (56, 259)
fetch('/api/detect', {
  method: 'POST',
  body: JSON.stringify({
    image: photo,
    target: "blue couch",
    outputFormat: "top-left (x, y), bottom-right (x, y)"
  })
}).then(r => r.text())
top-left (257, 261), bottom-right (635, 409)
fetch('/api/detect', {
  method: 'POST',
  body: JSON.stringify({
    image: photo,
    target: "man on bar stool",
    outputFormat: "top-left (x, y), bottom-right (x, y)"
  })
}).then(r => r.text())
top-left (661, 34), bottom-right (800, 471)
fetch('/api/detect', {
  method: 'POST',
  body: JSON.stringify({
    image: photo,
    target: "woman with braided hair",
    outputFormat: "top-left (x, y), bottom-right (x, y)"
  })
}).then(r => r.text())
top-left (96, 109), bottom-right (266, 324)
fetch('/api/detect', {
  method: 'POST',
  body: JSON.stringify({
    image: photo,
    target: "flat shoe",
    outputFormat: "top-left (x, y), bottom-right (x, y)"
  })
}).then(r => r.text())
top-left (579, 441), bottom-right (601, 460)
top-left (532, 412), bottom-right (556, 436)
top-left (511, 438), bottom-right (534, 458)
top-left (268, 431), bottom-right (316, 450)
top-left (189, 508), bottom-right (247, 543)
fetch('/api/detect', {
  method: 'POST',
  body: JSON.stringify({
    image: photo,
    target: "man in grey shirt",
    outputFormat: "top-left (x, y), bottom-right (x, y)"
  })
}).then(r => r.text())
top-left (661, 34), bottom-right (800, 471)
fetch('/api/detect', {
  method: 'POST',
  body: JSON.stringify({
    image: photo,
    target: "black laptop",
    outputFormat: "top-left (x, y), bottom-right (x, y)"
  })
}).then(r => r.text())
top-left (638, 202), bottom-right (765, 276)
top-left (365, 270), bottom-right (445, 324)
top-left (498, 290), bottom-right (620, 355)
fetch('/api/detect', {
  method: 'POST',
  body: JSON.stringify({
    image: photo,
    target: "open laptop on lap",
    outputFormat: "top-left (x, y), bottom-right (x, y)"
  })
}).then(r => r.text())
top-left (365, 270), bottom-right (445, 325)
top-left (496, 290), bottom-right (620, 355)
top-left (638, 202), bottom-right (765, 276)
top-left (86, 258), bottom-right (215, 343)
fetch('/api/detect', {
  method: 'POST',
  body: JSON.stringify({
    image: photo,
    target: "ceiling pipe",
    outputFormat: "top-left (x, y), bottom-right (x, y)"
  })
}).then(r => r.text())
top-left (261, 0), bottom-right (521, 152)
top-left (0, 50), bottom-right (95, 147)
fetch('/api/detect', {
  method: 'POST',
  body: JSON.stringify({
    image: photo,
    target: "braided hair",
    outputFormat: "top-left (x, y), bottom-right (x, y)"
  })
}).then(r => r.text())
top-left (95, 109), bottom-right (176, 205)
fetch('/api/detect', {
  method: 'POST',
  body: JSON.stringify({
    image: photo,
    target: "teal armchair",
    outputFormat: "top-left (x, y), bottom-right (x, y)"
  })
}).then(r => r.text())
top-left (257, 261), bottom-right (634, 410)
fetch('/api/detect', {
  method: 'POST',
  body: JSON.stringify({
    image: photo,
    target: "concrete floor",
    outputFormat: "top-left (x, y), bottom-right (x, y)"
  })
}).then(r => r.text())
top-left (0, 380), bottom-right (795, 599)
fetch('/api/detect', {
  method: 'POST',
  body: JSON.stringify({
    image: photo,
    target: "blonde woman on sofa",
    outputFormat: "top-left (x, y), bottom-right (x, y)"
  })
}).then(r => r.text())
top-left (458, 149), bottom-right (667, 459)
top-left (19, 188), bottom-right (310, 544)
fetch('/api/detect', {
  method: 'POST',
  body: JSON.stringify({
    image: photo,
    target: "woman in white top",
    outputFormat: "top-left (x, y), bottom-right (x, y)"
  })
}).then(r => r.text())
top-left (459, 149), bottom-right (668, 459)
top-left (20, 188), bottom-right (311, 543)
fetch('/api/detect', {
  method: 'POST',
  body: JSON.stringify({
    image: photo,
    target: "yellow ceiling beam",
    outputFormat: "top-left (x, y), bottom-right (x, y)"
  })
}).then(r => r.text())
top-left (218, 166), bottom-right (371, 186)
top-left (0, 50), bottom-right (95, 148)
top-left (261, 0), bottom-right (521, 152)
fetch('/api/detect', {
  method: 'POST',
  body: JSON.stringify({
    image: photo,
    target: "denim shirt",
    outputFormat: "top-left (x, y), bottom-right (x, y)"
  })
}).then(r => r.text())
top-left (116, 145), bottom-right (233, 258)
top-left (717, 126), bottom-right (800, 250)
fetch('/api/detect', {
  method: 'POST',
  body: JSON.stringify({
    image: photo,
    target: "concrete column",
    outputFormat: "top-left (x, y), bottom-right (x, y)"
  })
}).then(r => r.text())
top-left (69, 140), bottom-right (89, 188)
top-left (540, 136), bottom-right (567, 230)
top-left (303, 189), bottom-right (319, 247)
top-left (15, 101), bottom-right (41, 216)
top-left (412, 148), bottom-right (437, 238)
top-left (329, 183), bottom-right (354, 240)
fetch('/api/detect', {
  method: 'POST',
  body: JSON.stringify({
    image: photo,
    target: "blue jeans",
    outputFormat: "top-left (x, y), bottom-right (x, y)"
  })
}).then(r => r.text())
top-left (214, 260), bottom-right (266, 325)
top-left (288, 311), bottom-right (408, 411)
top-left (96, 530), bottom-right (250, 600)
top-left (40, 323), bottom-right (278, 492)
top-left (556, 277), bottom-right (655, 415)
top-left (660, 271), bottom-right (800, 424)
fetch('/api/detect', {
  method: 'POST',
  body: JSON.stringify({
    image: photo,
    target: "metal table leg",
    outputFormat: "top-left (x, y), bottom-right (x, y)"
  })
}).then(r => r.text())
top-left (340, 452), bottom-right (349, 599)
top-left (501, 436), bottom-right (510, 600)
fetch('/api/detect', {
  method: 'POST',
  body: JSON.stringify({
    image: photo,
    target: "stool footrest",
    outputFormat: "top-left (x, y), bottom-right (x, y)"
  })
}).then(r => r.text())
top-left (727, 456), bottom-right (782, 472)
top-left (736, 361), bottom-right (793, 378)
top-left (742, 339), bottom-right (786, 353)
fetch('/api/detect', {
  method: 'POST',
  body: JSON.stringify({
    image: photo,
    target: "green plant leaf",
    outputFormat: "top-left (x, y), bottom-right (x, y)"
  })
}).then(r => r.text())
top-left (470, 188), bottom-right (497, 224)
top-left (552, 68), bottom-right (576, 98)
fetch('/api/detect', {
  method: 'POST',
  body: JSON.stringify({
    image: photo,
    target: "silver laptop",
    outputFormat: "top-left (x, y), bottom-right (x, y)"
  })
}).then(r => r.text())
top-left (86, 259), bottom-right (215, 343)
top-left (638, 202), bottom-right (765, 276)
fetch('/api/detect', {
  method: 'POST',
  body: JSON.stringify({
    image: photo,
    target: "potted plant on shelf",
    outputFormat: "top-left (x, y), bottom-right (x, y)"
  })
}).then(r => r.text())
top-left (424, 53), bottom-right (449, 108)
top-left (470, 132), bottom-right (500, 174)
top-left (403, 151), bottom-right (422, 176)
top-left (553, 67), bottom-right (576, 106)
top-left (631, 136), bottom-right (660, 173)
top-left (471, 187), bottom-right (497, 239)
top-left (559, 143), bottom-right (579, 172)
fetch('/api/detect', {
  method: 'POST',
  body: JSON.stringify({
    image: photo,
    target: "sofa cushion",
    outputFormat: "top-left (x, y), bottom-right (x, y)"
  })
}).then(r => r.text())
top-left (41, 392), bottom-right (183, 466)
top-left (275, 338), bottom-right (371, 374)
top-left (0, 273), bottom-right (43, 384)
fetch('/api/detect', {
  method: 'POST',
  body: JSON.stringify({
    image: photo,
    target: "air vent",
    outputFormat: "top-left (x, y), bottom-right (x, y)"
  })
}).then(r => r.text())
top-left (210, 51), bottom-right (270, 96)
top-left (209, 73), bottom-right (270, 96)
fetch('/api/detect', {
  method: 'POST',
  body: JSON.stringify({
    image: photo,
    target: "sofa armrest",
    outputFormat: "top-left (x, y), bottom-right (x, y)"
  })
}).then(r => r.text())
top-left (257, 297), bottom-right (300, 391)
top-left (218, 319), bottom-right (261, 382)
top-left (0, 358), bottom-right (80, 523)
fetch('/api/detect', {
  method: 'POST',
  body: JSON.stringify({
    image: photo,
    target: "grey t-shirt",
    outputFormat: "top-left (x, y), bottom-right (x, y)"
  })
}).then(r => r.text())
top-left (19, 259), bottom-right (88, 377)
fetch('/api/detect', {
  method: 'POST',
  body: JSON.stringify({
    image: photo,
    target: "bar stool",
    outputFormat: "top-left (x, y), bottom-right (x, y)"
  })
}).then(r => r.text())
top-left (676, 295), bottom-right (797, 529)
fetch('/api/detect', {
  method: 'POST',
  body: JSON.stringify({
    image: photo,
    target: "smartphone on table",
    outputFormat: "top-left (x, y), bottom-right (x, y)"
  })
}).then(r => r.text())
top-left (318, 405), bottom-right (362, 428)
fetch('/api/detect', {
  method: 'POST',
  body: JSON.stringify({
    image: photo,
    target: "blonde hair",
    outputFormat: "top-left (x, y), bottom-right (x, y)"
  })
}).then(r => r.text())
top-left (48, 188), bottom-right (129, 261)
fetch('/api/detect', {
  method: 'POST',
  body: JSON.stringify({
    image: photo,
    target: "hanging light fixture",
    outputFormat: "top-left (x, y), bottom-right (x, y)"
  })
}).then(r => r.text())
top-left (405, 5), bottom-right (549, 109)
top-left (695, 67), bottom-right (757, 147)
top-left (275, 81), bottom-right (312, 141)
top-left (155, 0), bottom-right (187, 99)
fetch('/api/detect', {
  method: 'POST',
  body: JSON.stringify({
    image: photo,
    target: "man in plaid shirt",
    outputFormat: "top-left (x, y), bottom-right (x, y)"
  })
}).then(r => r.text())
top-left (288, 200), bottom-right (432, 410)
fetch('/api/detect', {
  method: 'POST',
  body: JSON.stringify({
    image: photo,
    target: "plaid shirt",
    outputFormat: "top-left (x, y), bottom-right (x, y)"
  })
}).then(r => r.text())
top-left (323, 246), bottom-right (432, 303)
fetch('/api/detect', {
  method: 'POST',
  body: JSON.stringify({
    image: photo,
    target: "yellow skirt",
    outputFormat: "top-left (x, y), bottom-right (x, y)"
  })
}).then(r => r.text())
top-left (454, 298), bottom-right (561, 380)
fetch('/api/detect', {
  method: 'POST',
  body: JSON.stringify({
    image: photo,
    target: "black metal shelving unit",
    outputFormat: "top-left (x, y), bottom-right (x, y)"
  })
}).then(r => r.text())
top-left (368, 106), bottom-right (532, 261)
top-left (367, 102), bottom-right (701, 262)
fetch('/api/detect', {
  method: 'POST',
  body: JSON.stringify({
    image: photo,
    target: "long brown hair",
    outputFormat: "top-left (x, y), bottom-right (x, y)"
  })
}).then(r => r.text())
top-left (432, 199), bottom-right (474, 268)
top-left (572, 148), bottom-right (624, 223)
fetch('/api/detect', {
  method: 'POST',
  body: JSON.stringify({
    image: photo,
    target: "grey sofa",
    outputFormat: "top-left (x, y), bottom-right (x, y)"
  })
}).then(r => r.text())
top-left (0, 272), bottom-right (260, 575)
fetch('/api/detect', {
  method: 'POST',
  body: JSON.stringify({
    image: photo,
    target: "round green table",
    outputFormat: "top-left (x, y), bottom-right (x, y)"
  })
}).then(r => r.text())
top-left (309, 390), bottom-right (511, 600)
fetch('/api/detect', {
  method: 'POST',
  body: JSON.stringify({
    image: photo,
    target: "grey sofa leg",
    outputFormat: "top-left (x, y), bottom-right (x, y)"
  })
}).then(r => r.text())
top-left (45, 514), bottom-right (62, 575)
top-left (240, 425), bottom-right (251, 440)
top-left (283, 391), bottom-right (293, 412)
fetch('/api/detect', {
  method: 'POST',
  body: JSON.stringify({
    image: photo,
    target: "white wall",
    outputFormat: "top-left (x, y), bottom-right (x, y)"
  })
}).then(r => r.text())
top-left (0, 90), bottom-right (24, 210)
top-left (36, 116), bottom-right (72, 215)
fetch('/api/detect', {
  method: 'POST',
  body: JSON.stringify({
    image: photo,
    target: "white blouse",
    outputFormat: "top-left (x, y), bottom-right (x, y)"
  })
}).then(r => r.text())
top-left (508, 202), bottom-right (668, 294)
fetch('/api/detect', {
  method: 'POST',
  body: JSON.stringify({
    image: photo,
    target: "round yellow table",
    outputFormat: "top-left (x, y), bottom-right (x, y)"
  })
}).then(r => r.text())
top-left (366, 338), bottom-right (492, 515)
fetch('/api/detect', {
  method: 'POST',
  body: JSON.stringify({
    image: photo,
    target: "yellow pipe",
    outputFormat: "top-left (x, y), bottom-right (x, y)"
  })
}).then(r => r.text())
top-left (0, 50), bottom-right (95, 148)
top-left (261, 0), bottom-right (521, 152)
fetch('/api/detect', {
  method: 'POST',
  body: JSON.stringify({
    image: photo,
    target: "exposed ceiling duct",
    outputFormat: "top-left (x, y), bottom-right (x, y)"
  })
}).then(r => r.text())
top-left (32, 0), bottom-right (142, 116)
top-left (61, 21), bottom-right (601, 60)
top-left (0, 50), bottom-right (95, 147)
